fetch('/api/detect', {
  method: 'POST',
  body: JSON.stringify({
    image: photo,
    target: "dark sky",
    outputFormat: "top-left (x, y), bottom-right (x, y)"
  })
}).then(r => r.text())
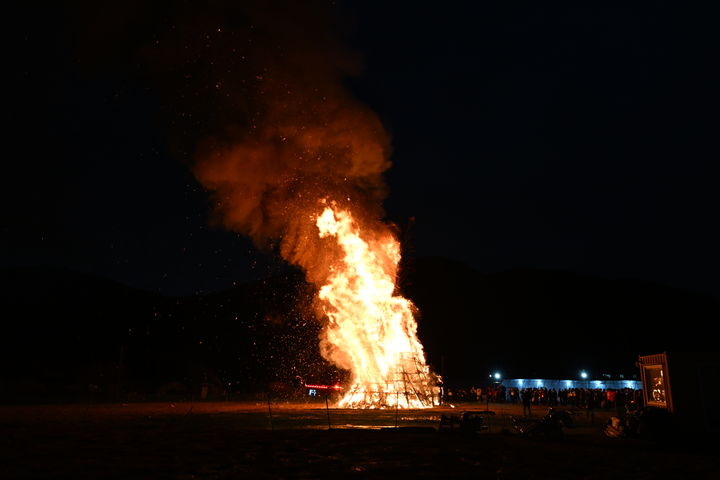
top-left (3, 1), bottom-right (718, 297)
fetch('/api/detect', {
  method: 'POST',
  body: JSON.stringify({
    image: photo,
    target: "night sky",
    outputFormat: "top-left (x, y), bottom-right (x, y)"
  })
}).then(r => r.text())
top-left (4, 1), bottom-right (718, 297)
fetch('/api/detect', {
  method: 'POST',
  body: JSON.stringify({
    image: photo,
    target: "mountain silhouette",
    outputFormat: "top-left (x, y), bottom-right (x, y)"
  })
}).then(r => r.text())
top-left (2, 260), bottom-right (717, 401)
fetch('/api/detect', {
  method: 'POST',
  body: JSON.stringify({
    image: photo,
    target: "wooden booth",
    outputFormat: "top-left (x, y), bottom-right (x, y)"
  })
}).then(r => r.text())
top-left (638, 352), bottom-right (718, 433)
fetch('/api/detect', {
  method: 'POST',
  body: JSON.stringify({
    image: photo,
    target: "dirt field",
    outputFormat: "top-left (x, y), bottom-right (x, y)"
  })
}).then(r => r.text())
top-left (2, 402), bottom-right (718, 479)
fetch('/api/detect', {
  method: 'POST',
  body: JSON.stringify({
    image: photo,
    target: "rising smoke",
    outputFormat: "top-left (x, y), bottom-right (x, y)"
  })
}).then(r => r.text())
top-left (66, 1), bottom-right (432, 395)
top-left (190, 2), bottom-right (394, 287)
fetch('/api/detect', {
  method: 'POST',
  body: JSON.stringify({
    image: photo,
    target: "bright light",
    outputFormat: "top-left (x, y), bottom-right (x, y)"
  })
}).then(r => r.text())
top-left (493, 372), bottom-right (502, 380)
top-left (580, 371), bottom-right (588, 379)
top-left (315, 205), bottom-right (438, 408)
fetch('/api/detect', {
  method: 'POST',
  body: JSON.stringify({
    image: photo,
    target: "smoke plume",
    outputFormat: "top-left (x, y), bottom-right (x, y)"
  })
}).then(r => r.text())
top-left (192, 2), bottom-right (393, 286)
top-left (177, 3), bottom-right (437, 405)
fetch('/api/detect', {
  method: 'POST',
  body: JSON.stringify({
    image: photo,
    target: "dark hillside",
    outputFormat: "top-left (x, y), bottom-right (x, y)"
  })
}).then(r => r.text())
top-left (3, 261), bottom-right (717, 401)
top-left (403, 257), bottom-right (719, 383)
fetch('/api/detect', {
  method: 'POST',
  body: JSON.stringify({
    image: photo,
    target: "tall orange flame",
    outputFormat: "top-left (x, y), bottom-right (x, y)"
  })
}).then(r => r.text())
top-left (316, 203), bottom-right (439, 408)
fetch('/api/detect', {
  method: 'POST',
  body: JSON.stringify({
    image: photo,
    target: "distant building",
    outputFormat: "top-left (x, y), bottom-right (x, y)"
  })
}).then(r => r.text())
top-left (501, 378), bottom-right (641, 390)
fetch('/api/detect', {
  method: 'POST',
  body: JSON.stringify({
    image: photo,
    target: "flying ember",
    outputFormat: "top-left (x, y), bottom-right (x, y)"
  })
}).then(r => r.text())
top-left (315, 204), bottom-right (440, 408)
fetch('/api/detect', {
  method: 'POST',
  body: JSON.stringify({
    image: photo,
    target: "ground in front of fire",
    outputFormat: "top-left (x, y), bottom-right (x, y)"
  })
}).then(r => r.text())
top-left (3, 400), bottom-right (717, 480)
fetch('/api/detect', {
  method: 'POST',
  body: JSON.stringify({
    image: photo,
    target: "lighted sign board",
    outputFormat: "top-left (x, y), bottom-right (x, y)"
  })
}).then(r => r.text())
top-left (642, 365), bottom-right (667, 407)
top-left (638, 353), bottom-right (672, 412)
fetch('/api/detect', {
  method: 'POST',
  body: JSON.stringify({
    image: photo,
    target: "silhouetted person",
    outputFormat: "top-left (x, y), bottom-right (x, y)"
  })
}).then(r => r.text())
top-left (615, 389), bottom-right (627, 419)
top-left (585, 395), bottom-right (596, 424)
top-left (522, 389), bottom-right (532, 416)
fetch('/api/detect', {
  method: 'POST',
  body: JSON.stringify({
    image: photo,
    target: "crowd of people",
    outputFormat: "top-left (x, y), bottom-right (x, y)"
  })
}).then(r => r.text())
top-left (445, 385), bottom-right (643, 412)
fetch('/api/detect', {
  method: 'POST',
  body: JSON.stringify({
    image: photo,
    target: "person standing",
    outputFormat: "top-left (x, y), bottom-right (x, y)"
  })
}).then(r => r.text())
top-left (585, 394), bottom-right (596, 424)
top-left (522, 389), bottom-right (532, 416)
top-left (615, 389), bottom-right (627, 419)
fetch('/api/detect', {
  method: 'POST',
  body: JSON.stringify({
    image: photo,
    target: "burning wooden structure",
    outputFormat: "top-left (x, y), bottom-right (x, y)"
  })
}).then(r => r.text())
top-left (315, 205), bottom-right (440, 409)
top-left (339, 353), bottom-right (440, 408)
